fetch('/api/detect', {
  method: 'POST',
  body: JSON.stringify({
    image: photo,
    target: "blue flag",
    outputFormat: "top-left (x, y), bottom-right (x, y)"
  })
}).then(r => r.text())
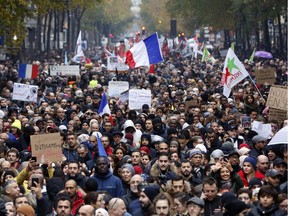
top-left (96, 133), bottom-right (107, 157)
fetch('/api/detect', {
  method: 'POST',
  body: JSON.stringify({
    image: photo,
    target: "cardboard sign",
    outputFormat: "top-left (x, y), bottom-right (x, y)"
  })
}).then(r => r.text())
top-left (269, 108), bottom-right (288, 124)
top-left (108, 81), bottom-right (129, 97)
top-left (50, 65), bottom-right (80, 76)
top-left (255, 68), bottom-right (276, 84)
top-left (129, 89), bottom-right (151, 110)
top-left (30, 133), bottom-right (62, 163)
top-left (12, 83), bottom-right (38, 102)
top-left (107, 56), bottom-right (129, 72)
top-left (266, 86), bottom-right (288, 111)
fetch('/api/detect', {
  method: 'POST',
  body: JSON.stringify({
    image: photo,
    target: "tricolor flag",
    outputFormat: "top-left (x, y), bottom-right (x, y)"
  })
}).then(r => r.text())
top-left (222, 48), bottom-right (249, 97)
top-left (125, 33), bottom-right (163, 68)
top-left (18, 64), bottom-right (38, 79)
top-left (98, 93), bottom-right (111, 117)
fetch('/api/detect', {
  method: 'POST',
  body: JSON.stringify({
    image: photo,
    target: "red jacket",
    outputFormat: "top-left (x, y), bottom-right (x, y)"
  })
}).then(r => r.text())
top-left (71, 191), bottom-right (84, 215)
top-left (238, 170), bottom-right (249, 187)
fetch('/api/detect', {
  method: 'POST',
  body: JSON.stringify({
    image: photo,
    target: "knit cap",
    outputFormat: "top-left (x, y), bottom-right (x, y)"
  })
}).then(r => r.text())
top-left (138, 185), bottom-right (160, 202)
top-left (11, 119), bottom-right (21, 130)
top-left (16, 204), bottom-right (35, 216)
top-left (243, 157), bottom-right (257, 170)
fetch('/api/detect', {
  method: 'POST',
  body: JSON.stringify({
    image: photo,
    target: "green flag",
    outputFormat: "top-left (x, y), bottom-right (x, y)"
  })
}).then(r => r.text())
top-left (202, 47), bottom-right (215, 63)
top-left (231, 42), bottom-right (235, 51)
top-left (249, 48), bottom-right (256, 63)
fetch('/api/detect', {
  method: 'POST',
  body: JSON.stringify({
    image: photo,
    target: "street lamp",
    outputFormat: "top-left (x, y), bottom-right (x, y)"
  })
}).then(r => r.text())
top-left (13, 35), bottom-right (18, 41)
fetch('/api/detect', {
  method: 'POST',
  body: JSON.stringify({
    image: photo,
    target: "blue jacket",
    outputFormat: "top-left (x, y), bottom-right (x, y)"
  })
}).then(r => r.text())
top-left (92, 171), bottom-right (124, 197)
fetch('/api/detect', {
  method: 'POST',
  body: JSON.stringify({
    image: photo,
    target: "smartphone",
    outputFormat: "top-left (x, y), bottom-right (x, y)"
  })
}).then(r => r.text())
top-left (31, 156), bottom-right (37, 162)
top-left (32, 177), bottom-right (39, 187)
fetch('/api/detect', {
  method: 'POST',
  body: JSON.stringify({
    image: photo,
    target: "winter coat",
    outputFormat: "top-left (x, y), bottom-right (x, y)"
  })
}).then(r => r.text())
top-left (122, 120), bottom-right (142, 147)
top-left (149, 162), bottom-right (178, 186)
top-left (247, 203), bottom-right (286, 216)
top-left (92, 170), bottom-right (124, 197)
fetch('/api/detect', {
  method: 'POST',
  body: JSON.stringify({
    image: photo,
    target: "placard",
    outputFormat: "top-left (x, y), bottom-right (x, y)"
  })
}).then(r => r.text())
top-left (255, 68), bottom-right (276, 84)
top-left (12, 83), bottom-right (38, 102)
top-left (50, 65), bottom-right (80, 76)
top-left (107, 56), bottom-right (129, 71)
top-left (129, 89), bottom-right (151, 110)
top-left (108, 81), bottom-right (129, 97)
top-left (269, 108), bottom-right (288, 124)
top-left (266, 86), bottom-right (288, 111)
top-left (30, 133), bottom-right (62, 163)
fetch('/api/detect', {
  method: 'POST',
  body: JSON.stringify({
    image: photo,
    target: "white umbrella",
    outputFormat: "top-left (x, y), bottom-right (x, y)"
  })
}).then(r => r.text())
top-left (268, 126), bottom-right (288, 145)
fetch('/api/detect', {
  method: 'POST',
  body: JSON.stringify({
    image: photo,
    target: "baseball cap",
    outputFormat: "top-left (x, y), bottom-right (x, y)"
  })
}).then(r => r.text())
top-left (265, 169), bottom-right (282, 177)
top-left (187, 197), bottom-right (204, 208)
top-left (252, 135), bottom-right (267, 144)
top-left (273, 158), bottom-right (287, 167)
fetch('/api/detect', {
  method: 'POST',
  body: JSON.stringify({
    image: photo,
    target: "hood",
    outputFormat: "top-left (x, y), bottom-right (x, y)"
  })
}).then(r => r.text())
top-left (123, 120), bottom-right (136, 132)
top-left (94, 170), bottom-right (113, 179)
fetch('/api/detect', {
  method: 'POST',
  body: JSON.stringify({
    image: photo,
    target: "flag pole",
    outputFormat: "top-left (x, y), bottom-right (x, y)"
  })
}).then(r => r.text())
top-left (246, 73), bottom-right (264, 99)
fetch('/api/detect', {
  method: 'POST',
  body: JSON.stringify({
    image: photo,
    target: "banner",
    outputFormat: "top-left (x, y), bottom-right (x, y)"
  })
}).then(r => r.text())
top-left (30, 133), bottom-right (62, 163)
top-left (108, 81), bottom-right (129, 97)
top-left (255, 68), bottom-right (276, 84)
top-left (12, 83), bottom-right (38, 102)
top-left (50, 65), bottom-right (80, 76)
top-left (107, 56), bottom-right (129, 72)
top-left (129, 89), bottom-right (151, 110)
top-left (266, 86), bottom-right (288, 111)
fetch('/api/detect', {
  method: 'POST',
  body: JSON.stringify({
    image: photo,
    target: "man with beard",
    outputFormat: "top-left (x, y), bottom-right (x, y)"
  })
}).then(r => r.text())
top-left (153, 193), bottom-right (171, 216)
top-left (65, 161), bottom-right (87, 188)
top-left (54, 195), bottom-right (73, 216)
top-left (64, 180), bottom-right (84, 215)
top-left (134, 184), bottom-right (160, 216)
top-left (92, 156), bottom-right (124, 197)
top-left (152, 117), bottom-right (167, 141)
top-left (255, 155), bottom-right (269, 180)
top-left (180, 159), bottom-right (199, 187)
top-left (122, 175), bottom-right (143, 210)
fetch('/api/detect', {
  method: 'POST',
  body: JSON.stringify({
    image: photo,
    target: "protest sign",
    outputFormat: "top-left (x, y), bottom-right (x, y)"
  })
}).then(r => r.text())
top-left (269, 108), bottom-right (287, 124)
top-left (107, 56), bottom-right (129, 71)
top-left (108, 81), bottom-right (129, 97)
top-left (251, 121), bottom-right (272, 139)
top-left (50, 65), bottom-right (80, 76)
top-left (266, 86), bottom-right (288, 111)
top-left (129, 89), bottom-right (151, 110)
top-left (255, 68), bottom-right (276, 84)
top-left (30, 133), bottom-right (62, 163)
top-left (12, 83), bottom-right (38, 102)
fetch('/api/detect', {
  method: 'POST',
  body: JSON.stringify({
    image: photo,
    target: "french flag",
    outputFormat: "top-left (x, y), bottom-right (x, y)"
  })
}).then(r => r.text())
top-left (125, 33), bottom-right (163, 68)
top-left (98, 93), bottom-right (111, 117)
top-left (18, 64), bottom-right (38, 79)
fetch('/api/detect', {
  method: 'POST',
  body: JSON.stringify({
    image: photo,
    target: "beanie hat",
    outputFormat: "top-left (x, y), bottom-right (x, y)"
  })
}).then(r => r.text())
top-left (248, 177), bottom-right (263, 189)
top-left (243, 157), bottom-right (257, 170)
top-left (152, 117), bottom-right (162, 125)
top-left (139, 146), bottom-right (150, 155)
top-left (11, 119), bottom-right (21, 130)
top-left (134, 166), bottom-right (143, 174)
top-left (221, 192), bottom-right (237, 207)
top-left (239, 143), bottom-right (249, 149)
top-left (0, 110), bottom-right (5, 118)
top-left (195, 144), bottom-right (207, 153)
top-left (225, 200), bottom-right (250, 215)
top-left (167, 128), bottom-right (178, 136)
top-left (84, 177), bottom-right (98, 192)
top-left (139, 185), bottom-right (160, 202)
top-left (210, 149), bottom-right (224, 159)
top-left (3, 170), bottom-right (16, 180)
top-left (16, 204), bottom-right (35, 216)
top-left (122, 155), bottom-right (132, 164)
top-left (121, 164), bottom-right (135, 175)
top-left (141, 133), bottom-right (151, 142)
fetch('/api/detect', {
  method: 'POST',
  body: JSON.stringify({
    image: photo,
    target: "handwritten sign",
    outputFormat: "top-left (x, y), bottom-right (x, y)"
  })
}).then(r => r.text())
top-left (269, 108), bottom-right (288, 124)
top-left (129, 89), bottom-right (151, 110)
top-left (30, 133), bottom-right (62, 163)
top-left (266, 86), bottom-right (288, 111)
top-left (107, 57), bottom-right (129, 72)
top-left (255, 68), bottom-right (276, 84)
top-left (12, 83), bottom-right (38, 102)
top-left (50, 65), bottom-right (80, 76)
top-left (108, 81), bottom-right (129, 97)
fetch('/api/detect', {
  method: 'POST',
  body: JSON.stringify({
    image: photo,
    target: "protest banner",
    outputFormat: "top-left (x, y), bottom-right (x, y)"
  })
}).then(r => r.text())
top-left (266, 85), bottom-right (288, 111)
top-left (255, 68), bottom-right (276, 84)
top-left (12, 83), bottom-right (38, 102)
top-left (129, 89), bottom-right (151, 110)
top-left (107, 56), bottom-right (129, 71)
top-left (269, 108), bottom-right (288, 124)
top-left (30, 133), bottom-right (62, 163)
top-left (50, 65), bottom-right (80, 76)
top-left (108, 81), bottom-right (129, 97)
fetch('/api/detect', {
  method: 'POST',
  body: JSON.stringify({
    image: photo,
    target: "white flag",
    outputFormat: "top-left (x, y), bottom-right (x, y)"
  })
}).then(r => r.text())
top-left (222, 48), bottom-right (249, 97)
top-left (72, 31), bottom-right (85, 63)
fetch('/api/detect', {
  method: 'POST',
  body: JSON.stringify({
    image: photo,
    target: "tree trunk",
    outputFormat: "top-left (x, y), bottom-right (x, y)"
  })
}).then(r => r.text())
top-left (47, 11), bottom-right (53, 52)
top-left (43, 13), bottom-right (48, 52)
top-left (36, 14), bottom-right (42, 55)
top-left (263, 19), bottom-right (271, 52)
top-left (277, 13), bottom-right (283, 56)
top-left (67, 9), bottom-right (71, 52)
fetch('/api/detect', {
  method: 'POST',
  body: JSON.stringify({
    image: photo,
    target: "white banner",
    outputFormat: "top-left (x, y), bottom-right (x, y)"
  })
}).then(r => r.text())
top-left (107, 56), bottom-right (129, 71)
top-left (108, 81), bottom-right (129, 97)
top-left (50, 65), bottom-right (80, 76)
top-left (12, 83), bottom-right (38, 102)
top-left (129, 89), bottom-right (151, 110)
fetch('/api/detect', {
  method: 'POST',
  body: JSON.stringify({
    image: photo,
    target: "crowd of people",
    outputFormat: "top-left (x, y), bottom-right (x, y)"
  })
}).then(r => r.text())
top-left (0, 50), bottom-right (287, 216)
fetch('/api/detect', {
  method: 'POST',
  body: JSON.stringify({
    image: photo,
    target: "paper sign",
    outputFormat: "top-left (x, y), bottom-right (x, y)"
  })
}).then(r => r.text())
top-left (266, 86), bottom-right (288, 111)
top-left (30, 133), bottom-right (62, 163)
top-left (255, 68), bottom-right (276, 84)
top-left (129, 89), bottom-right (151, 110)
top-left (108, 81), bottom-right (129, 97)
top-left (107, 56), bottom-right (129, 71)
top-left (269, 108), bottom-right (288, 124)
top-left (251, 121), bottom-right (272, 139)
top-left (12, 83), bottom-right (38, 102)
top-left (50, 65), bottom-right (80, 76)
